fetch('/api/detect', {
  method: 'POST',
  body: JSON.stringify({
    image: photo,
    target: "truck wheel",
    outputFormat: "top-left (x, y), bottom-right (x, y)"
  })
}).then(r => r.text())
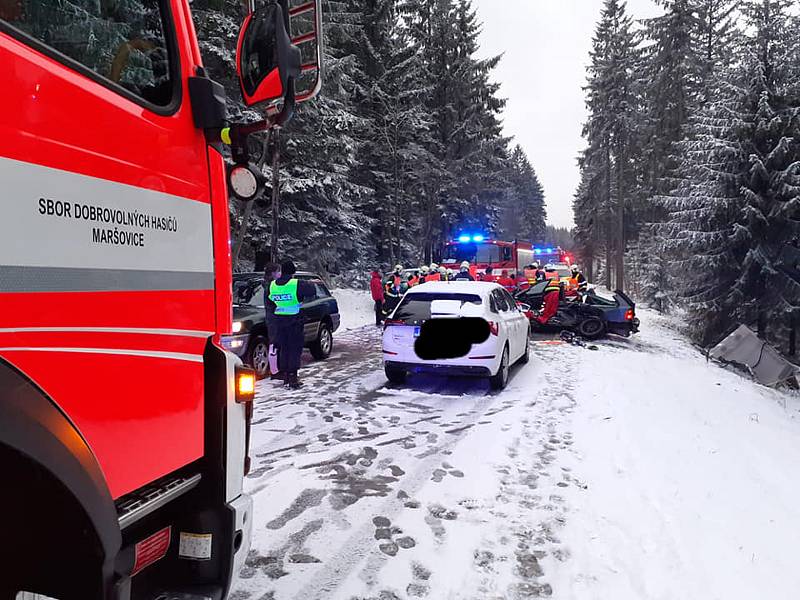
top-left (247, 335), bottom-right (271, 379)
top-left (310, 323), bottom-right (333, 360)
top-left (385, 365), bottom-right (407, 384)
top-left (577, 317), bottom-right (606, 340)
top-left (489, 346), bottom-right (510, 390)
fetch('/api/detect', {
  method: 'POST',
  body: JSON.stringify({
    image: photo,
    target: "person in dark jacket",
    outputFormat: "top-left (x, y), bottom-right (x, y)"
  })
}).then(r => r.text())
top-left (263, 262), bottom-right (283, 379)
top-left (453, 260), bottom-right (475, 281)
top-left (269, 260), bottom-right (315, 389)
top-left (370, 270), bottom-right (385, 326)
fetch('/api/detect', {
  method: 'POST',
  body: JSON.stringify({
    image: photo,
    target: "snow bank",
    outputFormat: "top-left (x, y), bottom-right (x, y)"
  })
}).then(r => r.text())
top-left (332, 288), bottom-right (374, 331)
top-left (554, 308), bottom-right (800, 600)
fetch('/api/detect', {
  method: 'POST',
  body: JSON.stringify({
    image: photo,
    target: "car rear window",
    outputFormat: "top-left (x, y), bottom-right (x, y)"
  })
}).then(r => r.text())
top-left (392, 293), bottom-right (482, 324)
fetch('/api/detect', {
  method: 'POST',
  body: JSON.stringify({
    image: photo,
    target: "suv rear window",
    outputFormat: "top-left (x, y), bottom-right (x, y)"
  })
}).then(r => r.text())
top-left (393, 293), bottom-right (482, 324)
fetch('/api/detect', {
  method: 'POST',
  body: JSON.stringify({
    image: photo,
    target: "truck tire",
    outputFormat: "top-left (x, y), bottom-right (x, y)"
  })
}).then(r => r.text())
top-left (577, 317), bottom-right (606, 340)
top-left (489, 346), bottom-right (510, 390)
top-left (385, 365), bottom-right (407, 384)
top-left (310, 323), bottom-right (333, 360)
top-left (247, 335), bottom-right (271, 379)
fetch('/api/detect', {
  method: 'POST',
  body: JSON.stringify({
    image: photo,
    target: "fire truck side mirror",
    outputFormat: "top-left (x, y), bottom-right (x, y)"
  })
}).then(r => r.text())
top-left (285, 0), bottom-right (324, 104)
top-left (235, 0), bottom-right (324, 110)
top-left (236, 2), bottom-right (301, 108)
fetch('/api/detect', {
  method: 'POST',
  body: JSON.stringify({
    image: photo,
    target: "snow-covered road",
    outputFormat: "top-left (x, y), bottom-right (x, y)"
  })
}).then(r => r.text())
top-left (229, 299), bottom-right (800, 600)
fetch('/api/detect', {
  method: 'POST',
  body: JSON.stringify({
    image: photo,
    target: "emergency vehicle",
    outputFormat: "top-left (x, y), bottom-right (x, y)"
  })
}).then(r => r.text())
top-left (442, 236), bottom-right (565, 282)
top-left (1, 1), bottom-right (322, 598)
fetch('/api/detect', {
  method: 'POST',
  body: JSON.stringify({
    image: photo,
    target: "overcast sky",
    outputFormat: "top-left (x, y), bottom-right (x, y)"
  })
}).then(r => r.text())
top-left (473, 0), bottom-right (662, 229)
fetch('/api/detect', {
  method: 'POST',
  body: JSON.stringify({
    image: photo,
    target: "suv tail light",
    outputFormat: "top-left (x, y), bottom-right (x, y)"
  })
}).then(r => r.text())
top-left (624, 309), bottom-right (635, 321)
top-left (384, 319), bottom-right (406, 327)
top-left (488, 321), bottom-right (499, 336)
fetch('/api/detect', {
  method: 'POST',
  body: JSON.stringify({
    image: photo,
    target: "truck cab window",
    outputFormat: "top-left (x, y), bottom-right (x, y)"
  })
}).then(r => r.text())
top-left (2, 0), bottom-right (175, 107)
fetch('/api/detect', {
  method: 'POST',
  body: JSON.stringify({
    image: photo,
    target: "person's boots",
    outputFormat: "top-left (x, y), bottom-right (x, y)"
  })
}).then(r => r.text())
top-left (270, 371), bottom-right (285, 382)
top-left (286, 372), bottom-right (303, 389)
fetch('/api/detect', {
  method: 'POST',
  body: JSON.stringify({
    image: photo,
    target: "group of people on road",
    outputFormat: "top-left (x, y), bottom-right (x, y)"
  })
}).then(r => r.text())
top-left (263, 260), bottom-right (315, 389)
top-left (370, 260), bottom-right (588, 327)
top-left (371, 261), bottom-right (480, 325)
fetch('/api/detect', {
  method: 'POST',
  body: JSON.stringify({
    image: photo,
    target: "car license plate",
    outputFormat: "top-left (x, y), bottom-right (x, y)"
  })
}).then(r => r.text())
top-left (414, 326), bottom-right (421, 338)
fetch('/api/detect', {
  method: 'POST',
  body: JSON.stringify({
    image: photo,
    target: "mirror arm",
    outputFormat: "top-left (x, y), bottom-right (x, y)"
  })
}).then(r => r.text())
top-left (217, 83), bottom-right (296, 163)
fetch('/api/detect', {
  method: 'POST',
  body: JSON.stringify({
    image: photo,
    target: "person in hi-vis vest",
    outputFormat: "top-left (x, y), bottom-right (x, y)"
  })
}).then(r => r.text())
top-left (263, 262), bottom-right (283, 379)
top-left (269, 260), bottom-right (315, 389)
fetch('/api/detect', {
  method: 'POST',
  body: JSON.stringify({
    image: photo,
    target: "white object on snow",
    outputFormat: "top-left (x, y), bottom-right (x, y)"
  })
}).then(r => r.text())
top-left (709, 324), bottom-right (799, 387)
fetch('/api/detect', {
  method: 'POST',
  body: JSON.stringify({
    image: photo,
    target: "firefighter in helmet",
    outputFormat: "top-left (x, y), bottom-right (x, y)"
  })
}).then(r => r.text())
top-left (453, 260), bottom-right (475, 281)
top-left (571, 264), bottom-right (588, 293)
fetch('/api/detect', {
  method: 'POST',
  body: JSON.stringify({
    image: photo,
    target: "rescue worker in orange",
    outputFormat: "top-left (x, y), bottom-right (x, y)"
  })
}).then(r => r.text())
top-left (570, 264), bottom-right (588, 293)
top-left (481, 266), bottom-right (495, 282)
top-left (536, 277), bottom-right (562, 325)
top-left (497, 270), bottom-right (514, 290)
top-left (427, 263), bottom-right (441, 282)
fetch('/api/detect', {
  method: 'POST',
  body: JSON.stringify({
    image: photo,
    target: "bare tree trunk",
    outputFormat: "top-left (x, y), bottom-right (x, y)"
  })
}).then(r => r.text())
top-left (615, 160), bottom-right (625, 292)
top-left (605, 143), bottom-right (613, 290)
top-left (270, 128), bottom-right (281, 263)
top-left (232, 201), bottom-right (253, 270)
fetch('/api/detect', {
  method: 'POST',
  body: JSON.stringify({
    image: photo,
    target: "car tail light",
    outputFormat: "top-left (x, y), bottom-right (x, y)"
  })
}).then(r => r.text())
top-left (488, 321), bottom-right (499, 336)
top-left (384, 319), bottom-right (405, 327)
top-left (624, 309), bottom-right (635, 321)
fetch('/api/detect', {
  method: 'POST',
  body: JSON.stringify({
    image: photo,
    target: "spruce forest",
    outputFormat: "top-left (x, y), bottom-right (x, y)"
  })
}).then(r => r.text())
top-left (191, 0), bottom-right (547, 284)
top-left (575, 0), bottom-right (800, 354)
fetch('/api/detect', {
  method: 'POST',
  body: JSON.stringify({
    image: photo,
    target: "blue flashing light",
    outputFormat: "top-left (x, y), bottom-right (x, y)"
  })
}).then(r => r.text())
top-left (534, 249), bottom-right (542, 255)
top-left (546, 248), bottom-right (554, 253)
top-left (458, 234), bottom-right (471, 243)
top-left (472, 234), bottom-right (485, 242)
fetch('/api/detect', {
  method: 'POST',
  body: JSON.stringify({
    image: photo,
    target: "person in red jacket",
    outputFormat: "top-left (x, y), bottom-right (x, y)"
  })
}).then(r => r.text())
top-left (370, 270), bottom-right (385, 326)
top-left (497, 270), bottom-right (514, 290)
top-left (537, 278), bottom-right (562, 325)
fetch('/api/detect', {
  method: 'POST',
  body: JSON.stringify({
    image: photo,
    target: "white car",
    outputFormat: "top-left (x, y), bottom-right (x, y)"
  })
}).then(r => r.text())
top-left (382, 281), bottom-right (530, 389)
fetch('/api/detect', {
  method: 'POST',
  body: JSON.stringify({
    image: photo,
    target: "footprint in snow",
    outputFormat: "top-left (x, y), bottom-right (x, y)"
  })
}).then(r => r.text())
top-left (407, 562), bottom-right (432, 598)
top-left (372, 515), bottom-right (416, 556)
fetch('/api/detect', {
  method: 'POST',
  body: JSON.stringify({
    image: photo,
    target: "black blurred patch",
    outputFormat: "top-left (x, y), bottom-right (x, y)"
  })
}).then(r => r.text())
top-left (414, 318), bottom-right (491, 360)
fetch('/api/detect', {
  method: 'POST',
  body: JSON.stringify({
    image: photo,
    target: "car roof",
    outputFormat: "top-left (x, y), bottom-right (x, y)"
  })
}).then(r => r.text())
top-left (233, 271), bottom-right (321, 280)
top-left (406, 281), bottom-right (504, 298)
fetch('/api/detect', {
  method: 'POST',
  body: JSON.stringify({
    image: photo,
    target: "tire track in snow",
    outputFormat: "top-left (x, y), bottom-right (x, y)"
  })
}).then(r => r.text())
top-left (467, 342), bottom-right (583, 599)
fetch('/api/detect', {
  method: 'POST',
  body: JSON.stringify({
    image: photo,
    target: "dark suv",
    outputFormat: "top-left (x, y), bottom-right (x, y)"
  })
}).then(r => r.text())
top-left (225, 272), bottom-right (341, 378)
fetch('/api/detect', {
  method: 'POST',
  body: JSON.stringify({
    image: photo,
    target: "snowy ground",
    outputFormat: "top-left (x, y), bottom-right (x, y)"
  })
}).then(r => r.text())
top-left (332, 289), bottom-right (376, 331)
top-left (230, 292), bottom-right (800, 600)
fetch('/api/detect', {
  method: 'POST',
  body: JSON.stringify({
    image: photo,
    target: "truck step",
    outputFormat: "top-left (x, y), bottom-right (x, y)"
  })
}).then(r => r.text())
top-left (117, 473), bottom-right (202, 529)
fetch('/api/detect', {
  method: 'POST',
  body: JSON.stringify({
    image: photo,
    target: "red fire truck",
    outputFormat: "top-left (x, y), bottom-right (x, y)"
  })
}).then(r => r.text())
top-left (442, 236), bottom-right (565, 281)
top-left (0, 1), bottom-right (321, 598)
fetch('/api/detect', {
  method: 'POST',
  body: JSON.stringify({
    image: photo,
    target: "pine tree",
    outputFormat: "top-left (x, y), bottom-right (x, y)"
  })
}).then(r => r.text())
top-left (496, 146), bottom-right (547, 243)
top-left (578, 0), bottom-right (642, 290)
top-left (661, 0), bottom-right (800, 348)
top-left (398, 0), bottom-right (516, 262)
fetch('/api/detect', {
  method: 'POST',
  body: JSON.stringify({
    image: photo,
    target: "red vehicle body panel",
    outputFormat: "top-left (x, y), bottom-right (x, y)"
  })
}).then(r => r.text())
top-left (0, 1), bottom-right (230, 498)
